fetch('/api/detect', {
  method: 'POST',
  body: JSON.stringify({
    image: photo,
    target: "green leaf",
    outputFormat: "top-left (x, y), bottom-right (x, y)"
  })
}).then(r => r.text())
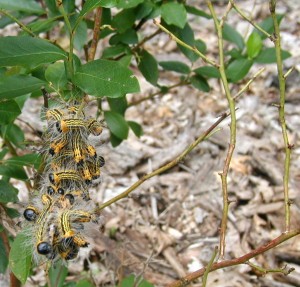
top-left (26, 18), bottom-right (58, 34)
top-left (194, 66), bottom-right (220, 78)
top-left (254, 48), bottom-right (291, 63)
top-left (0, 148), bottom-right (8, 160)
top-left (102, 45), bottom-right (129, 59)
top-left (138, 49), bottom-right (158, 86)
top-left (112, 9), bottom-right (136, 33)
top-left (6, 154), bottom-right (41, 169)
top-left (128, 121), bottom-right (143, 137)
top-left (80, 0), bottom-right (116, 18)
top-left (45, 62), bottom-right (68, 91)
top-left (74, 20), bottom-right (88, 51)
top-left (175, 24), bottom-right (199, 62)
top-left (0, 237), bottom-right (8, 274)
top-left (136, 1), bottom-right (154, 20)
top-left (2, 123), bottom-right (25, 149)
top-left (9, 229), bottom-right (33, 284)
top-left (109, 132), bottom-right (123, 147)
top-left (0, 75), bottom-right (45, 100)
top-left (107, 96), bottom-right (127, 115)
top-left (0, 164), bottom-right (27, 180)
top-left (117, 0), bottom-right (144, 9)
top-left (109, 29), bottom-right (138, 45)
top-left (49, 264), bottom-right (68, 287)
top-left (226, 58), bottom-right (253, 82)
top-left (161, 2), bottom-right (187, 29)
top-left (76, 279), bottom-right (94, 287)
top-left (4, 207), bottom-right (20, 218)
top-left (0, 36), bottom-right (66, 69)
top-left (195, 39), bottom-right (207, 54)
top-left (223, 23), bottom-right (244, 50)
top-left (118, 55), bottom-right (132, 67)
top-left (104, 111), bottom-right (129, 140)
top-left (185, 5), bottom-right (211, 19)
top-left (120, 274), bottom-right (135, 287)
top-left (0, 100), bottom-right (21, 124)
top-left (74, 59), bottom-right (140, 98)
top-left (0, 180), bottom-right (18, 203)
top-left (159, 61), bottom-right (190, 74)
top-left (0, 0), bottom-right (44, 14)
top-left (257, 14), bottom-right (284, 39)
top-left (190, 75), bottom-right (210, 92)
top-left (247, 32), bottom-right (262, 58)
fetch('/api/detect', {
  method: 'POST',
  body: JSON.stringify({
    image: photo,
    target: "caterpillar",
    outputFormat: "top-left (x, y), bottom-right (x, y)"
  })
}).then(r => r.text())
top-left (23, 102), bottom-right (105, 263)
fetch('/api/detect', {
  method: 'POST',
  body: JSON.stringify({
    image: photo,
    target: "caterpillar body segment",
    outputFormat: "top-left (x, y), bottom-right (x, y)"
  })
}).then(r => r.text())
top-left (71, 132), bottom-right (86, 165)
top-left (49, 171), bottom-right (82, 185)
top-left (46, 109), bottom-right (64, 122)
top-left (57, 119), bottom-right (86, 133)
top-left (86, 119), bottom-right (103, 136)
top-left (49, 136), bottom-right (68, 156)
top-left (23, 103), bottom-right (105, 262)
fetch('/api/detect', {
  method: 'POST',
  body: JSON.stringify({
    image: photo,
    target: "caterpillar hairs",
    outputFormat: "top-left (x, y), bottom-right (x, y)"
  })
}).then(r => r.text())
top-left (23, 102), bottom-right (105, 263)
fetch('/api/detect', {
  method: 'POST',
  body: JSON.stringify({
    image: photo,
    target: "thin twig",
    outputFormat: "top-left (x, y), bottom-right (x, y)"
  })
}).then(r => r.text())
top-left (88, 7), bottom-right (102, 61)
top-left (246, 261), bottom-right (295, 276)
top-left (206, 0), bottom-right (236, 259)
top-left (153, 19), bottom-right (218, 68)
top-left (167, 229), bottom-right (300, 287)
top-left (202, 246), bottom-right (218, 287)
top-left (0, 9), bottom-right (36, 37)
top-left (269, 0), bottom-right (292, 232)
top-left (128, 81), bottom-right (189, 107)
top-left (229, 0), bottom-right (273, 40)
top-left (233, 68), bottom-right (265, 100)
top-left (94, 112), bottom-right (229, 213)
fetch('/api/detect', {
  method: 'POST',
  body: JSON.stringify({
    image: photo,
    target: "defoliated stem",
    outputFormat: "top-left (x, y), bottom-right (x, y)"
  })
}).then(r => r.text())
top-left (207, 1), bottom-right (236, 259)
top-left (270, 0), bottom-right (291, 232)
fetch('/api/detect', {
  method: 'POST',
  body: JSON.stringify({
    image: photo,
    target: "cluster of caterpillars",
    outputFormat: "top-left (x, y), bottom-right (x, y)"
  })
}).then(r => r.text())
top-left (23, 104), bottom-right (104, 261)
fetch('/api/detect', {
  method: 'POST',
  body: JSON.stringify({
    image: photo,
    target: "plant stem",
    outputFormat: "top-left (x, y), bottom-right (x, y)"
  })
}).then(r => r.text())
top-left (94, 112), bottom-right (229, 212)
top-left (57, 0), bottom-right (74, 80)
top-left (269, 0), bottom-right (292, 232)
top-left (153, 19), bottom-right (218, 68)
top-left (128, 81), bottom-right (189, 107)
top-left (88, 7), bottom-right (102, 61)
top-left (0, 9), bottom-right (36, 37)
top-left (207, 1), bottom-right (236, 259)
top-left (229, 0), bottom-right (273, 40)
top-left (202, 246), bottom-right (218, 287)
top-left (167, 229), bottom-right (300, 287)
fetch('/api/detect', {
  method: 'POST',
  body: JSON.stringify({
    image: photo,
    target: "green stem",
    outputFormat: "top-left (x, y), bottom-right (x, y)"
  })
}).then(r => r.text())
top-left (202, 247), bottom-right (218, 287)
top-left (0, 9), bottom-right (36, 37)
top-left (270, 0), bottom-right (291, 232)
top-left (153, 19), bottom-right (218, 68)
top-left (229, 0), bottom-right (273, 40)
top-left (57, 0), bottom-right (74, 80)
top-left (207, 1), bottom-right (236, 259)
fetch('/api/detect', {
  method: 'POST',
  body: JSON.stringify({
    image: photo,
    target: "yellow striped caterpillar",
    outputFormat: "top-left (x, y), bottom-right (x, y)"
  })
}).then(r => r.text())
top-left (23, 103), bottom-right (105, 263)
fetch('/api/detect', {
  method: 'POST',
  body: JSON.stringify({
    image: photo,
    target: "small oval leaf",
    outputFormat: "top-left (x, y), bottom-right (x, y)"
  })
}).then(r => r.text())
top-left (159, 61), bottom-right (190, 74)
top-left (226, 58), bottom-right (253, 82)
top-left (0, 180), bottom-right (18, 203)
top-left (9, 229), bottom-right (33, 284)
top-left (161, 2), bottom-right (187, 29)
top-left (138, 49), bottom-right (158, 86)
top-left (104, 111), bottom-right (129, 140)
top-left (74, 59), bottom-right (140, 98)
